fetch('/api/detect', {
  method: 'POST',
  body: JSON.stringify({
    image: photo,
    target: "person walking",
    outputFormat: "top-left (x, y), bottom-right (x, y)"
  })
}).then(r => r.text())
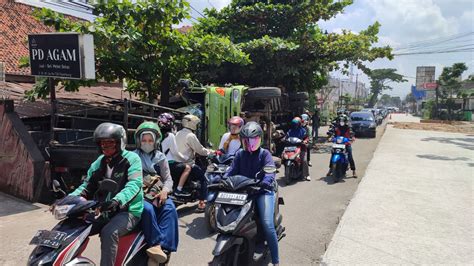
top-left (311, 110), bottom-right (320, 144)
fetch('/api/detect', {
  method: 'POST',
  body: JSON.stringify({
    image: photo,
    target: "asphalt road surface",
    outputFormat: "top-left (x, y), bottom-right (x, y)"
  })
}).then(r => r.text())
top-left (0, 122), bottom-right (386, 265)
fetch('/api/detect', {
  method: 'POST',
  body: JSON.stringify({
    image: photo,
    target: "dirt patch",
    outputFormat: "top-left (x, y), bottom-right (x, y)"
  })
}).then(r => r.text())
top-left (390, 121), bottom-right (474, 134)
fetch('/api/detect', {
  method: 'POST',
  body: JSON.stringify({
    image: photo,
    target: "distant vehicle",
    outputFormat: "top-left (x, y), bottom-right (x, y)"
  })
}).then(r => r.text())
top-left (350, 112), bottom-right (377, 138)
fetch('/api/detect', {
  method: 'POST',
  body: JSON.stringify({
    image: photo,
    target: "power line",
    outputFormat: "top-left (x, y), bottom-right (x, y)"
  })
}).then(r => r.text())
top-left (189, 4), bottom-right (206, 18)
top-left (207, 0), bottom-right (216, 9)
top-left (393, 31), bottom-right (473, 50)
top-left (394, 48), bottom-right (474, 56)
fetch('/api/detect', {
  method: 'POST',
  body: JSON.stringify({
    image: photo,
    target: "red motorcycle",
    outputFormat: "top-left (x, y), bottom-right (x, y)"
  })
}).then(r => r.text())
top-left (281, 137), bottom-right (306, 185)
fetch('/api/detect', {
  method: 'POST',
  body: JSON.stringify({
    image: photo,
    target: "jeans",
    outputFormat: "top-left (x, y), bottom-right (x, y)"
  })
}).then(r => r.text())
top-left (328, 145), bottom-right (356, 171)
top-left (98, 212), bottom-right (140, 266)
top-left (255, 191), bottom-right (279, 264)
top-left (191, 164), bottom-right (207, 200)
top-left (141, 199), bottom-right (179, 252)
top-left (300, 145), bottom-right (309, 177)
top-left (312, 126), bottom-right (319, 141)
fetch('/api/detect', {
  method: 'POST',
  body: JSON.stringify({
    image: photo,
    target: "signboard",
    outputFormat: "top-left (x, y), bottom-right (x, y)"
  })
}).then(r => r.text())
top-left (422, 82), bottom-right (438, 90)
top-left (28, 33), bottom-right (95, 79)
top-left (416, 66), bottom-right (435, 90)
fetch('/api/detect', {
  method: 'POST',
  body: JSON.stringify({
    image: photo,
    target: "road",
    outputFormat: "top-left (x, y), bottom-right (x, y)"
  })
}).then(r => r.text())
top-left (0, 122), bottom-right (386, 265)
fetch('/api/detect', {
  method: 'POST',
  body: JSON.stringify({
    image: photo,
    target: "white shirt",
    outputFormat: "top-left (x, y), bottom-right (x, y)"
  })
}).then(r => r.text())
top-left (218, 132), bottom-right (241, 156)
top-left (161, 133), bottom-right (188, 162)
top-left (175, 128), bottom-right (211, 164)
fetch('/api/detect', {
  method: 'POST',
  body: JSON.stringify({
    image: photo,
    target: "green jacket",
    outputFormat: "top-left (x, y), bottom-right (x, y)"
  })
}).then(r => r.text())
top-left (70, 150), bottom-right (144, 217)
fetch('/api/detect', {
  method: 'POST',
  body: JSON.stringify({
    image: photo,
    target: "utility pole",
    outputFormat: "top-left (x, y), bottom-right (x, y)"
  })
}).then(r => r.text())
top-left (355, 74), bottom-right (359, 105)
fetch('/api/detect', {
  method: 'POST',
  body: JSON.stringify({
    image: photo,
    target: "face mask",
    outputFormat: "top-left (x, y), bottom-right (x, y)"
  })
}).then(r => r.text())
top-left (242, 136), bottom-right (261, 152)
top-left (340, 122), bottom-right (345, 126)
top-left (100, 140), bottom-right (118, 157)
top-left (141, 143), bottom-right (155, 154)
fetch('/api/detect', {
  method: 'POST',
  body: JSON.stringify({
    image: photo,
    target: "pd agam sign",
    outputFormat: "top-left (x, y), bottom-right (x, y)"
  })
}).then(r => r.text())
top-left (28, 33), bottom-right (95, 79)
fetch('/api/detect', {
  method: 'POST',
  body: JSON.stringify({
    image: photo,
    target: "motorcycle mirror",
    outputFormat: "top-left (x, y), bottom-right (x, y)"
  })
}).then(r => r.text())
top-left (99, 179), bottom-right (119, 193)
top-left (263, 166), bottom-right (277, 174)
top-left (207, 141), bottom-right (214, 148)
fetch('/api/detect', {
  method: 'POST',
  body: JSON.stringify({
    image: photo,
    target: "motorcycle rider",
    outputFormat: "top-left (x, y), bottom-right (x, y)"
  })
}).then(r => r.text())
top-left (175, 114), bottom-right (214, 212)
top-left (217, 116), bottom-right (244, 156)
top-left (158, 113), bottom-right (192, 198)
top-left (225, 122), bottom-right (280, 266)
top-left (69, 123), bottom-right (143, 266)
top-left (327, 115), bottom-right (357, 178)
top-left (301, 114), bottom-right (313, 167)
top-left (133, 121), bottom-right (179, 264)
top-left (286, 117), bottom-right (311, 181)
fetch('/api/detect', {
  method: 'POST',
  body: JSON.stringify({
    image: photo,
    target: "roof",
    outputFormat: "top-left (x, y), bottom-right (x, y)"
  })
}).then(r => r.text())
top-left (0, 81), bottom-right (137, 118)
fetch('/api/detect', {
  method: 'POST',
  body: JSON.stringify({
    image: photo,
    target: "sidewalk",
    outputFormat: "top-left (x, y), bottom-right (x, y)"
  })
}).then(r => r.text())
top-left (322, 114), bottom-right (473, 264)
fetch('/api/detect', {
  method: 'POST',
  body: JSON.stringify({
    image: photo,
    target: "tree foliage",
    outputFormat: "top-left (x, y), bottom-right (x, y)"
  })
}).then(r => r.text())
top-left (27, 0), bottom-right (249, 103)
top-left (194, 0), bottom-right (392, 93)
top-left (438, 62), bottom-right (468, 119)
top-left (365, 68), bottom-right (406, 107)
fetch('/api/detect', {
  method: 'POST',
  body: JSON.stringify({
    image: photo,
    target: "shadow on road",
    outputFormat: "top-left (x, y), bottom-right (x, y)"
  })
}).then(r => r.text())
top-left (0, 192), bottom-right (41, 217)
top-left (421, 137), bottom-right (474, 151)
top-left (416, 154), bottom-right (471, 161)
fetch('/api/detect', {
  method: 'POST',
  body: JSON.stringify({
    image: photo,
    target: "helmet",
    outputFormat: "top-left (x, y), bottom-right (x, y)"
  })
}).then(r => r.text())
top-left (135, 121), bottom-right (162, 150)
top-left (338, 115), bottom-right (349, 126)
top-left (291, 117), bottom-right (302, 128)
top-left (158, 112), bottom-right (175, 131)
top-left (228, 116), bottom-right (244, 134)
top-left (301, 114), bottom-right (310, 125)
top-left (240, 121), bottom-right (263, 152)
top-left (93, 123), bottom-right (127, 154)
top-left (181, 114), bottom-right (201, 131)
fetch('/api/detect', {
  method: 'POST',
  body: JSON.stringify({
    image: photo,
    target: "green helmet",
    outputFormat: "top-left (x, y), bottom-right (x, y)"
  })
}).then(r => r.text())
top-left (135, 121), bottom-right (162, 149)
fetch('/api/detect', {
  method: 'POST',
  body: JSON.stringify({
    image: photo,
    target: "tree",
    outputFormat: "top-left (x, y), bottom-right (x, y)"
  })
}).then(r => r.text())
top-left (391, 96), bottom-right (401, 107)
top-left (404, 92), bottom-right (416, 113)
top-left (365, 68), bottom-right (406, 107)
top-left (438, 63), bottom-right (468, 120)
top-left (379, 94), bottom-right (392, 106)
top-left (28, 0), bottom-right (249, 104)
top-left (195, 0), bottom-right (392, 94)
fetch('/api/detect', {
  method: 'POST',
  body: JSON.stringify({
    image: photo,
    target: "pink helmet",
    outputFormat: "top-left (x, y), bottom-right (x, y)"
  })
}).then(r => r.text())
top-left (228, 116), bottom-right (244, 134)
top-left (158, 113), bottom-right (175, 131)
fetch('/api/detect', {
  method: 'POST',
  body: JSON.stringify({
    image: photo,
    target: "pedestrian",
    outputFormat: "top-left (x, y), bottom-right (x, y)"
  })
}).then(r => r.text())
top-left (311, 110), bottom-right (320, 143)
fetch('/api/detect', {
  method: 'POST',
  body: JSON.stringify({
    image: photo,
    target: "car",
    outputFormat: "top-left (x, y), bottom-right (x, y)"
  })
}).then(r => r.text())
top-left (350, 112), bottom-right (377, 138)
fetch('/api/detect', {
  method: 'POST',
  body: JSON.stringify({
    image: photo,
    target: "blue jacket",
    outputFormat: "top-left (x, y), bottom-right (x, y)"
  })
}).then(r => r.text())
top-left (287, 126), bottom-right (307, 139)
top-left (225, 148), bottom-right (275, 188)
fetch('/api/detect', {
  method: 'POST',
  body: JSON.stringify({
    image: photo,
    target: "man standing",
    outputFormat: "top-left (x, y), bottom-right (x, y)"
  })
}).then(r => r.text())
top-left (311, 110), bottom-right (320, 143)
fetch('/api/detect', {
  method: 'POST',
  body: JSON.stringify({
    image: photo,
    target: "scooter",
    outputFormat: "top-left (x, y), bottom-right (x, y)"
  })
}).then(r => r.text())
top-left (204, 153), bottom-right (234, 232)
top-left (281, 137), bottom-right (305, 185)
top-left (208, 167), bottom-right (285, 266)
top-left (27, 180), bottom-right (170, 266)
top-left (330, 136), bottom-right (350, 183)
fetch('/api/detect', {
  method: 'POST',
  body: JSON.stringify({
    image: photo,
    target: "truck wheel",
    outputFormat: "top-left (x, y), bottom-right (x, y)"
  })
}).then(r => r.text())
top-left (246, 87), bottom-right (281, 99)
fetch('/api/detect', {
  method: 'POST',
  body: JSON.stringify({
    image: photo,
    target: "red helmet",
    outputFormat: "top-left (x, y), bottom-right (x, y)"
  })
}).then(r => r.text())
top-left (228, 116), bottom-right (244, 134)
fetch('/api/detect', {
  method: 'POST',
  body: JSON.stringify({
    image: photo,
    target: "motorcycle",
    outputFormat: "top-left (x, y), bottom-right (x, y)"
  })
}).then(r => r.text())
top-left (208, 167), bottom-right (285, 266)
top-left (28, 179), bottom-right (170, 266)
top-left (281, 137), bottom-right (306, 185)
top-left (204, 153), bottom-right (234, 232)
top-left (330, 136), bottom-right (350, 183)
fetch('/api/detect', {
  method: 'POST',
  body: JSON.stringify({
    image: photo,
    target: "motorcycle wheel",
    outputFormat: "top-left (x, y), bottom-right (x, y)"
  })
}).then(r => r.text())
top-left (209, 245), bottom-right (239, 266)
top-left (204, 203), bottom-right (216, 233)
top-left (332, 164), bottom-right (340, 183)
top-left (284, 165), bottom-right (291, 185)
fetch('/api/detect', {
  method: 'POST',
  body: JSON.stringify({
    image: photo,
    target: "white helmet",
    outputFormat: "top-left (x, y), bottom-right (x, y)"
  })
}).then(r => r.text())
top-left (182, 114), bottom-right (201, 131)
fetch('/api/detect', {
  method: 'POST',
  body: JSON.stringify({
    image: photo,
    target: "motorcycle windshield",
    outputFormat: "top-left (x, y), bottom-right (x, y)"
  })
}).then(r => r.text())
top-left (222, 175), bottom-right (259, 192)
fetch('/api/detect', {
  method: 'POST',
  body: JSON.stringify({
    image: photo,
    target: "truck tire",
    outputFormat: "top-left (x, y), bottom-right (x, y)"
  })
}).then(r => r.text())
top-left (246, 87), bottom-right (281, 99)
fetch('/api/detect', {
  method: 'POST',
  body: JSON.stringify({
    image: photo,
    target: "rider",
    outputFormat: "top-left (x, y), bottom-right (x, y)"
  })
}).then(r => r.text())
top-left (69, 123), bottom-right (143, 266)
top-left (301, 113), bottom-right (313, 167)
top-left (133, 121), bottom-right (179, 264)
top-left (327, 115), bottom-right (357, 178)
top-left (158, 113), bottom-right (192, 198)
top-left (217, 116), bottom-right (244, 156)
top-left (175, 114), bottom-right (214, 212)
top-left (286, 117), bottom-right (311, 181)
top-left (225, 122), bottom-right (280, 266)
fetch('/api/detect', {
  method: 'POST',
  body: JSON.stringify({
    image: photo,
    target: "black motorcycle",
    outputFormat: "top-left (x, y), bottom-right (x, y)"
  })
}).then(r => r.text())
top-left (208, 167), bottom-right (285, 265)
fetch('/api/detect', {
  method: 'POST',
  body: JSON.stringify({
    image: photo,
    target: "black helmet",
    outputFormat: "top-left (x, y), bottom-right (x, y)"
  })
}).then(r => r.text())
top-left (240, 121), bottom-right (263, 139)
top-left (93, 122), bottom-right (127, 151)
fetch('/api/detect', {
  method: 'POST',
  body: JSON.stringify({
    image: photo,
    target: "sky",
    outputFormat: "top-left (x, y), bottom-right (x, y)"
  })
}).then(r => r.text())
top-left (185, 0), bottom-right (474, 98)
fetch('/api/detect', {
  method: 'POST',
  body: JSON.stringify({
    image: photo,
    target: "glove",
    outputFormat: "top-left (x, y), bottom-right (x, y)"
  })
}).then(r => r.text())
top-left (99, 200), bottom-right (119, 212)
top-left (260, 179), bottom-right (273, 191)
top-left (215, 150), bottom-right (224, 156)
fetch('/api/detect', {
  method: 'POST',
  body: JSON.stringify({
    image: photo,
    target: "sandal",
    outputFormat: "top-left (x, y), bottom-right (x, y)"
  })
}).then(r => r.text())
top-left (195, 201), bottom-right (206, 213)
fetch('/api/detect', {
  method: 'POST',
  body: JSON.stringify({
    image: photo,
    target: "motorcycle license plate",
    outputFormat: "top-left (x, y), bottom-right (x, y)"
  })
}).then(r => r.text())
top-left (29, 230), bottom-right (67, 249)
top-left (332, 144), bottom-right (346, 149)
top-left (284, 146), bottom-right (297, 152)
top-left (215, 192), bottom-right (248, 205)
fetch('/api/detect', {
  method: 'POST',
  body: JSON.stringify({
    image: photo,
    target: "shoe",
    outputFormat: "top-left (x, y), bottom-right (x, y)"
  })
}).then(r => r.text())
top-left (308, 162), bottom-right (312, 167)
top-left (195, 201), bottom-right (206, 213)
top-left (174, 189), bottom-right (191, 197)
top-left (305, 176), bottom-right (311, 181)
top-left (352, 170), bottom-right (358, 178)
top-left (326, 170), bottom-right (332, 177)
top-left (146, 245), bottom-right (167, 264)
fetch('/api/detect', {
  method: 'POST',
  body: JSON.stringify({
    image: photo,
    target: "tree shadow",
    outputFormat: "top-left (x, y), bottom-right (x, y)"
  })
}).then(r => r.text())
top-left (421, 137), bottom-right (474, 151)
top-left (182, 216), bottom-right (216, 240)
top-left (416, 154), bottom-right (471, 161)
top-left (0, 192), bottom-right (41, 217)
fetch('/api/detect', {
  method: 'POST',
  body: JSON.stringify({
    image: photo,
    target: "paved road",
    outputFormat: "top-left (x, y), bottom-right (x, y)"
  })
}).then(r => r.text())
top-left (323, 114), bottom-right (474, 264)
top-left (0, 122), bottom-right (387, 265)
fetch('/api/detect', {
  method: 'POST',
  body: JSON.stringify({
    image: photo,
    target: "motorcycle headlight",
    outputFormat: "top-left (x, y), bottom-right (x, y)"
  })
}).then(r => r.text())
top-left (53, 204), bottom-right (74, 220)
top-left (336, 138), bottom-right (343, 144)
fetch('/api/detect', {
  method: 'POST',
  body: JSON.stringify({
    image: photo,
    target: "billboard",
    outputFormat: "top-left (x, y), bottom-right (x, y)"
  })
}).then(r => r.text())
top-left (416, 66), bottom-right (435, 90)
top-left (28, 33), bottom-right (95, 79)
